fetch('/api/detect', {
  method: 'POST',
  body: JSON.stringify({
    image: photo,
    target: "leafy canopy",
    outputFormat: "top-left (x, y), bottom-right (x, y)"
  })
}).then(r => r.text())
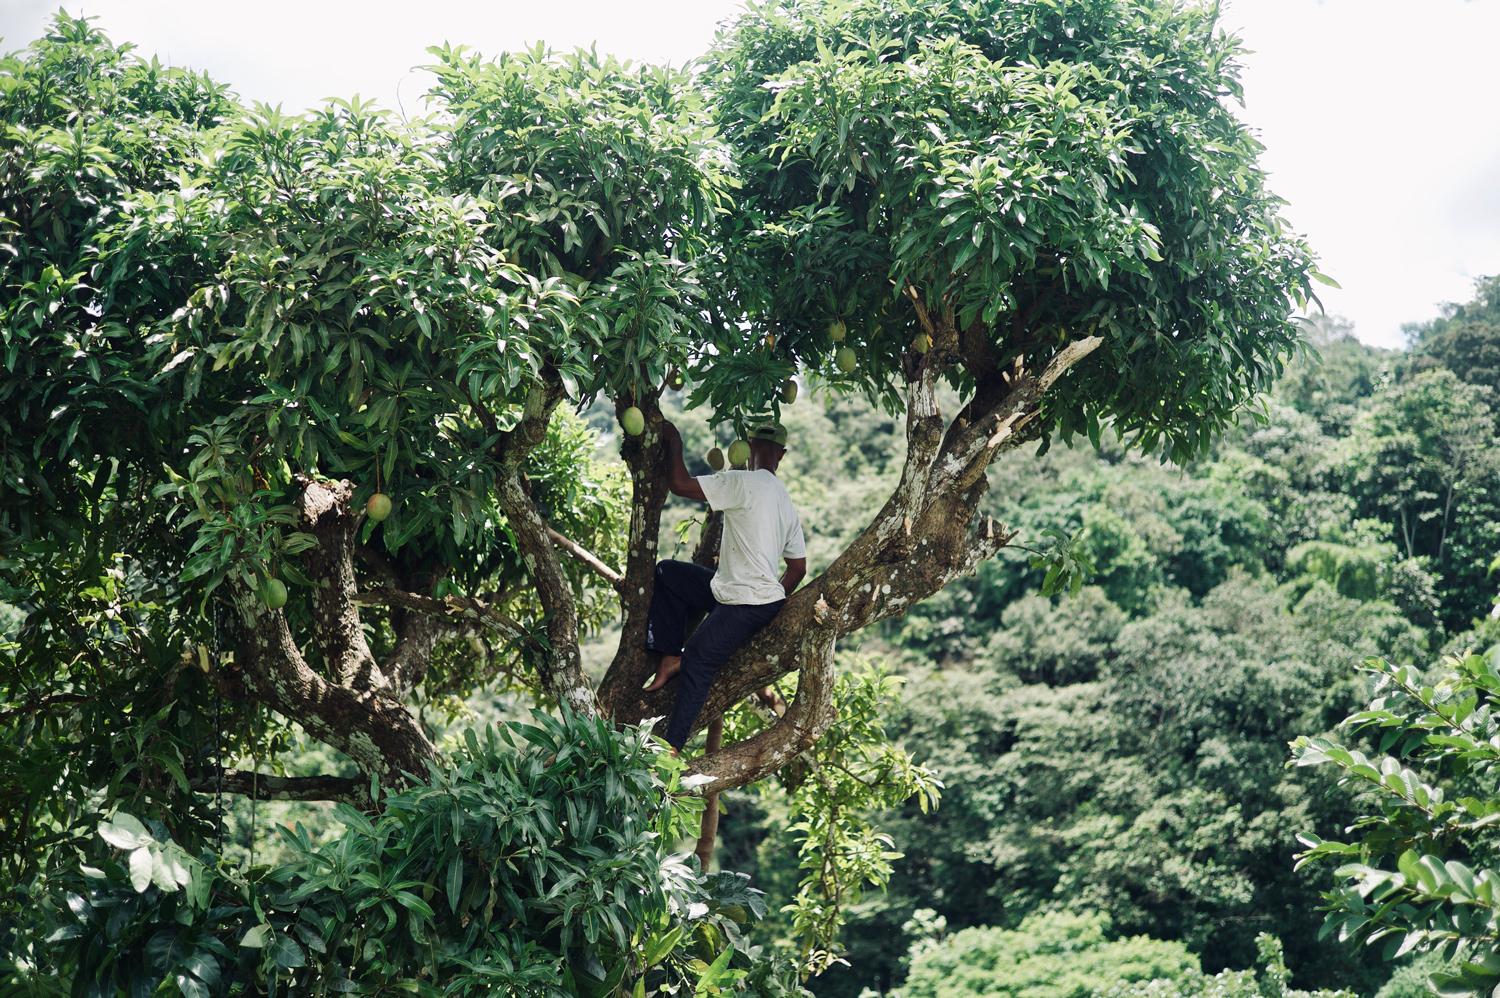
top-left (698, 0), bottom-right (1325, 458)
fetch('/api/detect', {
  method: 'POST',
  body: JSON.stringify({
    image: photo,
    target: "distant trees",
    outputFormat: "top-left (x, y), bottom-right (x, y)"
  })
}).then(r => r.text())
top-left (1408, 275), bottom-right (1500, 396)
top-left (900, 912), bottom-right (1197, 998)
top-left (784, 322), bottom-right (1500, 997)
top-left (900, 916), bottom-right (1347, 998)
top-left (1335, 370), bottom-right (1500, 631)
top-left (845, 574), bottom-right (1420, 994)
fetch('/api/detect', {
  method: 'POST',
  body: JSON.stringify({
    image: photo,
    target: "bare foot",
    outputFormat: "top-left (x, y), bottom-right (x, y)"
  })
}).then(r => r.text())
top-left (644, 654), bottom-right (682, 692)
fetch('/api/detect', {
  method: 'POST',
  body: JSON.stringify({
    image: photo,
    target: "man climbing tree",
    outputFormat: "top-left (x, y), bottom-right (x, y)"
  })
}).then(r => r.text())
top-left (643, 421), bottom-right (807, 753)
top-left (2, 0), bottom-right (1328, 884)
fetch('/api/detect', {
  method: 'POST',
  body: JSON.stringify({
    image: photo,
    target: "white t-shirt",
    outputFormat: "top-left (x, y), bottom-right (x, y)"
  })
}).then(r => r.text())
top-left (697, 469), bottom-right (806, 605)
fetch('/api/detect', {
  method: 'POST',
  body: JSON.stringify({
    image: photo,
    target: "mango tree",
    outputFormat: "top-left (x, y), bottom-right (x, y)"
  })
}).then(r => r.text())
top-left (2, 0), bottom-right (1321, 851)
top-left (602, 0), bottom-right (1325, 790)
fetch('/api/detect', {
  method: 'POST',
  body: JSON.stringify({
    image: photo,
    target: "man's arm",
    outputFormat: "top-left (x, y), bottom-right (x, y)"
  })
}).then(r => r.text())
top-left (781, 557), bottom-right (806, 597)
top-left (661, 421), bottom-right (707, 503)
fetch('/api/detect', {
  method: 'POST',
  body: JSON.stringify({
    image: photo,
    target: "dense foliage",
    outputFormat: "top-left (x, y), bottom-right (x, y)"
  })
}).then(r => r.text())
top-left (698, 279), bottom-right (1500, 998)
top-left (5, 710), bottom-right (806, 996)
top-left (8, 3), bottom-right (1484, 998)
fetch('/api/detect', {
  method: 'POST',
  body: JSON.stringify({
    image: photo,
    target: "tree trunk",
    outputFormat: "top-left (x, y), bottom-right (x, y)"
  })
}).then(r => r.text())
top-left (212, 478), bottom-right (443, 803)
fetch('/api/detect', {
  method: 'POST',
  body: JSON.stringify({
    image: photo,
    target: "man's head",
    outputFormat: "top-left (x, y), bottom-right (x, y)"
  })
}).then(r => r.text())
top-left (748, 422), bottom-right (788, 472)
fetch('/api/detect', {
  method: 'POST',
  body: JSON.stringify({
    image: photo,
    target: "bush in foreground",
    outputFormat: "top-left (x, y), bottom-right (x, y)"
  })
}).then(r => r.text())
top-left (4, 710), bottom-right (806, 997)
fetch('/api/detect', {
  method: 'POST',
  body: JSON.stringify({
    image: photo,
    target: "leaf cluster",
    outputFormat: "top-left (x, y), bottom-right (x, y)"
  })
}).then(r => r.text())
top-left (10, 710), bottom-right (809, 997)
top-left (1293, 652), bottom-right (1500, 998)
top-left (699, 0), bottom-right (1325, 459)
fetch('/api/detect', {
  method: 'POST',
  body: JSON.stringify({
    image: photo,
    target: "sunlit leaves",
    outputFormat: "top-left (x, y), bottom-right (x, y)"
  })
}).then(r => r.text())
top-left (1294, 652), bottom-right (1500, 996)
top-left (702, 0), bottom-right (1320, 460)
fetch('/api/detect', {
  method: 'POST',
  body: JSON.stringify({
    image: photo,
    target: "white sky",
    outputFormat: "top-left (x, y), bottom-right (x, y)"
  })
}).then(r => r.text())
top-left (2, 0), bottom-right (1497, 348)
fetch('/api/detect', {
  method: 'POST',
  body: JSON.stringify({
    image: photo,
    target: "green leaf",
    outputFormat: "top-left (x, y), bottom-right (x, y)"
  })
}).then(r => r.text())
top-left (694, 945), bottom-right (734, 993)
top-left (99, 813), bottom-right (153, 850)
top-left (446, 853), bottom-right (463, 913)
top-left (269, 932), bottom-right (306, 969)
top-left (128, 846), bottom-right (153, 892)
top-left (644, 926), bottom-right (684, 966)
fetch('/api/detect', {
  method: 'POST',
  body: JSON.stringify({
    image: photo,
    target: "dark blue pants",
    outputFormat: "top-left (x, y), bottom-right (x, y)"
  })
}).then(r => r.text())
top-left (645, 560), bottom-right (784, 749)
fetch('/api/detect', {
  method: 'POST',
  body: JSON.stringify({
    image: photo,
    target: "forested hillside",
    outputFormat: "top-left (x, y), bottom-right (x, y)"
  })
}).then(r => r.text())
top-left (668, 282), bottom-right (1500, 997)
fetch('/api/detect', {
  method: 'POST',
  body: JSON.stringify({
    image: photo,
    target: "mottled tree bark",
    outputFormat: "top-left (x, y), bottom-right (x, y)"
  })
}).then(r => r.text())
top-left (210, 481), bottom-right (453, 803)
top-left (594, 390), bottom-right (673, 714)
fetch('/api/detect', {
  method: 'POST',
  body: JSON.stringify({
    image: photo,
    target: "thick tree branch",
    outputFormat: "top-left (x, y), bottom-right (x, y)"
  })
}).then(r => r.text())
top-left (499, 473), bottom-right (595, 715)
top-left (190, 768), bottom-right (372, 807)
top-left (597, 392), bottom-right (674, 714)
top-left (1038, 334), bottom-right (1105, 392)
top-left (684, 626), bottom-right (840, 795)
top-left (296, 478), bottom-right (383, 691)
top-left (938, 334), bottom-right (1105, 493)
top-left (0, 693), bottom-right (91, 720)
top-left (490, 369), bottom-right (597, 717)
top-left (903, 283), bottom-right (935, 338)
top-left (225, 582), bottom-right (437, 788)
top-left (694, 716), bottom-right (725, 870)
top-left (546, 526), bottom-right (623, 588)
top-left (383, 611), bottom-right (444, 700)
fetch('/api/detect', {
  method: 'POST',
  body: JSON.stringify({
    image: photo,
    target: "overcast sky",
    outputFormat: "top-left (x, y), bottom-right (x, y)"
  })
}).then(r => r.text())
top-left (2, 0), bottom-right (1496, 348)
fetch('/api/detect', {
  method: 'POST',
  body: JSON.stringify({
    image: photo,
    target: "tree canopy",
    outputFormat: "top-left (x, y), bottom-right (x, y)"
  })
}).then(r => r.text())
top-left (2, 1), bottom-right (1331, 993)
top-left (2, 0), bottom-right (1319, 811)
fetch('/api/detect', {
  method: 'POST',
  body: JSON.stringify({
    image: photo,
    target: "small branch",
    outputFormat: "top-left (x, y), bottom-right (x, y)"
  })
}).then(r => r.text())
top-left (353, 587), bottom-right (534, 646)
top-left (684, 626), bottom-right (840, 796)
top-left (0, 693), bottom-right (91, 720)
top-left (546, 527), bottom-right (623, 588)
top-left (189, 768), bottom-right (371, 807)
top-left (463, 382), bottom-right (499, 436)
top-left (1037, 334), bottom-right (1103, 391)
top-left (903, 283), bottom-right (935, 338)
